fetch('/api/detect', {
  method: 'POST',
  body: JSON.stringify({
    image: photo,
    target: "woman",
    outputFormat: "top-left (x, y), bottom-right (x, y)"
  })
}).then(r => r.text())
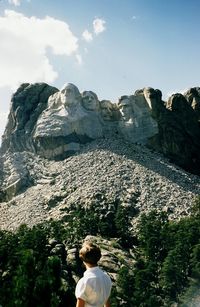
top-left (75, 242), bottom-right (112, 307)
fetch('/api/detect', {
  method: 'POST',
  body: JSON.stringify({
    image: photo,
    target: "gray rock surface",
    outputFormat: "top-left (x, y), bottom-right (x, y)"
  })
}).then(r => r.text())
top-left (149, 90), bottom-right (200, 174)
top-left (0, 137), bottom-right (199, 231)
top-left (117, 90), bottom-right (158, 144)
top-left (1, 83), bottom-right (200, 174)
top-left (184, 87), bottom-right (200, 120)
top-left (33, 84), bottom-right (105, 159)
top-left (1, 83), bottom-right (161, 161)
top-left (0, 152), bottom-right (32, 201)
top-left (1, 82), bottom-right (58, 153)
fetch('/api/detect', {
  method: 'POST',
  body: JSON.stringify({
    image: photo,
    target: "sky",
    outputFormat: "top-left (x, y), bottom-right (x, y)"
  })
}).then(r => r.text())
top-left (0, 0), bottom-right (200, 140)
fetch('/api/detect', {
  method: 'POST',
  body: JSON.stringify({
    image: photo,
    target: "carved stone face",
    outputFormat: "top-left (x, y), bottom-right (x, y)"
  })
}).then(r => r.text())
top-left (100, 100), bottom-right (113, 120)
top-left (60, 83), bottom-right (81, 108)
top-left (82, 91), bottom-right (99, 111)
top-left (118, 96), bottom-right (133, 121)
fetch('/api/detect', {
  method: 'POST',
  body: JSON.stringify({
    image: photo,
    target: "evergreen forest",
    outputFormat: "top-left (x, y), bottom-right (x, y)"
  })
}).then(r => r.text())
top-left (0, 197), bottom-right (200, 306)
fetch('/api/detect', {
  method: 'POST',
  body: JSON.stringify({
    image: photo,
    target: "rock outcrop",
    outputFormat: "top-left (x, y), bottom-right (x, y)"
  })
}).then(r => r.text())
top-left (184, 87), bottom-right (200, 120)
top-left (1, 83), bottom-right (200, 174)
top-left (0, 83), bottom-right (199, 205)
top-left (32, 84), bottom-right (159, 159)
top-left (1, 82), bottom-right (58, 153)
top-left (148, 89), bottom-right (200, 174)
top-left (117, 90), bottom-right (158, 144)
top-left (1, 83), bottom-right (159, 160)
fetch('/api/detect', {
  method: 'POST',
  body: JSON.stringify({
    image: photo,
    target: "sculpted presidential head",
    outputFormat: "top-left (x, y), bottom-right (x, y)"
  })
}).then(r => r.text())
top-left (118, 95), bottom-right (134, 121)
top-left (60, 83), bottom-right (81, 108)
top-left (81, 91), bottom-right (99, 111)
top-left (100, 100), bottom-right (114, 121)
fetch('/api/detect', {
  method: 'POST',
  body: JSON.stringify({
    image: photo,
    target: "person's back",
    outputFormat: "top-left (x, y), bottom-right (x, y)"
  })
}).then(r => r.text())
top-left (75, 243), bottom-right (112, 307)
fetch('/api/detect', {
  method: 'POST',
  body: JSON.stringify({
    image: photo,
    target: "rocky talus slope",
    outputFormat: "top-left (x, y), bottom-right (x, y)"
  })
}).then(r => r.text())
top-left (0, 137), bottom-right (199, 231)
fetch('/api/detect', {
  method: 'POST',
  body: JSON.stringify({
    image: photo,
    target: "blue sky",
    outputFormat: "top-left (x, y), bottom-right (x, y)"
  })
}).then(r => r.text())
top-left (0, 0), bottom-right (200, 139)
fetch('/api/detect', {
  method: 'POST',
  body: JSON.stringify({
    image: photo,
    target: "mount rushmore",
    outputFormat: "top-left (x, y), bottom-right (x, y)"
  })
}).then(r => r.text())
top-left (0, 82), bottom-right (199, 228)
top-left (0, 83), bottom-right (199, 307)
top-left (1, 82), bottom-right (200, 172)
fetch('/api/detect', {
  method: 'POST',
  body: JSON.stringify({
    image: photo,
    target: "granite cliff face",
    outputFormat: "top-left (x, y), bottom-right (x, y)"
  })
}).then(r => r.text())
top-left (1, 83), bottom-right (159, 159)
top-left (1, 83), bottom-right (200, 174)
top-left (0, 83), bottom-right (199, 228)
top-left (1, 83), bottom-right (58, 153)
top-left (149, 90), bottom-right (200, 174)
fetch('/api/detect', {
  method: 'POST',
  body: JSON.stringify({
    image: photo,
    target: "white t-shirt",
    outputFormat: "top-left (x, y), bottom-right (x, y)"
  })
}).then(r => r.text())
top-left (75, 266), bottom-right (112, 307)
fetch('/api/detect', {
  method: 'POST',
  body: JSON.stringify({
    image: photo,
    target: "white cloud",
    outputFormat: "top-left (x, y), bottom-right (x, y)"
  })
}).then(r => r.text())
top-left (8, 0), bottom-right (31, 6)
top-left (75, 54), bottom-right (82, 65)
top-left (8, 0), bottom-right (21, 6)
top-left (0, 10), bottom-right (79, 88)
top-left (82, 29), bottom-right (93, 42)
top-left (93, 18), bottom-right (106, 35)
top-left (0, 112), bottom-right (8, 120)
top-left (0, 112), bottom-right (8, 141)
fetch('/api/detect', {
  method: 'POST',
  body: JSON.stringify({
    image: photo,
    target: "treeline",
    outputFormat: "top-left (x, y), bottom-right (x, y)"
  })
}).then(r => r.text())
top-left (0, 222), bottom-right (77, 307)
top-left (116, 196), bottom-right (200, 306)
top-left (0, 197), bottom-right (200, 306)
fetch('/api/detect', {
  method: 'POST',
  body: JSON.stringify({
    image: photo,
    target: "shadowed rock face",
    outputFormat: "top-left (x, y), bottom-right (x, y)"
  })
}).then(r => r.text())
top-left (1, 83), bottom-right (200, 175)
top-left (1, 83), bottom-right (58, 153)
top-left (149, 92), bottom-right (200, 174)
top-left (184, 87), bottom-right (200, 120)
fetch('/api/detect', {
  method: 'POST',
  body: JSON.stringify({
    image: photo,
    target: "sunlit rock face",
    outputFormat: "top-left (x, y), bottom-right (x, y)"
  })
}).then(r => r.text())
top-left (1, 82), bottom-right (200, 174)
top-left (33, 84), bottom-right (106, 159)
top-left (33, 84), bottom-right (160, 158)
top-left (117, 88), bottom-right (158, 144)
